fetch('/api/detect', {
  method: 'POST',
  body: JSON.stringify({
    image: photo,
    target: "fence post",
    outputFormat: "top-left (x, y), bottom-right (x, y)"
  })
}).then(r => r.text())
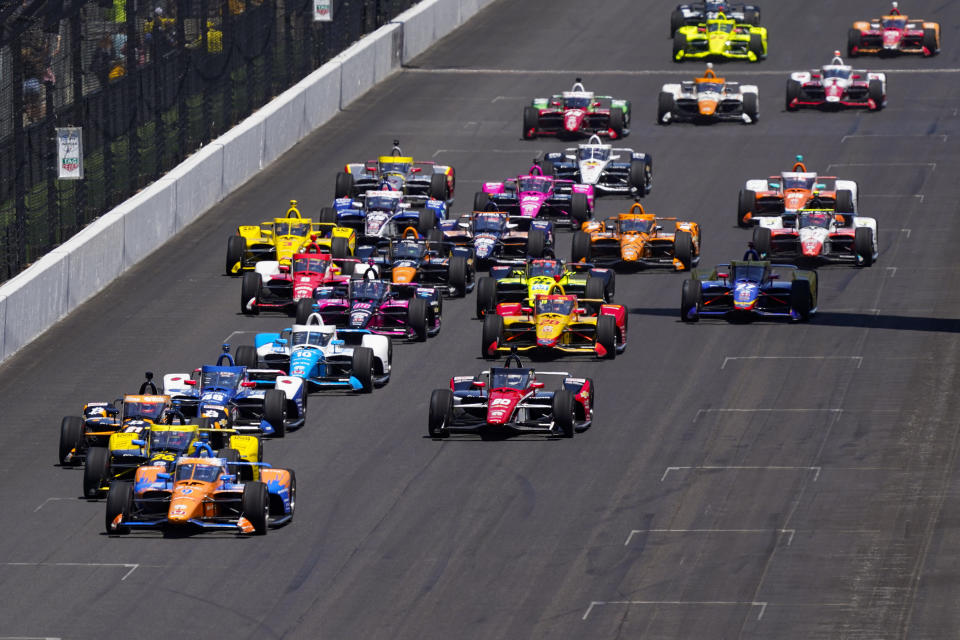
top-left (11, 34), bottom-right (27, 274)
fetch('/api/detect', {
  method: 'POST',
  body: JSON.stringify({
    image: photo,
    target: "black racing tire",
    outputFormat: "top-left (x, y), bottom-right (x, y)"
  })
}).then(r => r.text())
top-left (448, 256), bottom-right (468, 297)
top-left (658, 92), bottom-right (675, 124)
top-left (604, 270), bottom-right (616, 300)
top-left (339, 260), bottom-right (356, 277)
top-left (476, 276), bottom-right (497, 318)
top-left (105, 480), bottom-right (132, 535)
top-left (319, 206), bottom-right (338, 225)
top-left (596, 314), bottom-right (617, 359)
top-left (680, 278), bottom-right (700, 322)
top-left (263, 389), bottom-right (286, 438)
top-left (552, 390), bottom-right (575, 438)
top-left (868, 80), bottom-right (884, 110)
top-left (474, 191), bottom-right (490, 212)
top-left (570, 193), bottom-right (589, 228)
top-left (790, 279), bottom-right (812, 321)
top-left (585, 277), bottom-right (606, 308)
top-left (427, 228), bottom-right (445, 246)
top-left (526, 229), bottom-right (547, 259)
top-left (234, 345), bottom-right (259, 370)
top-left (295, 298), bottom-right (313, 325)
top-left (571, 230), bottom-right (591, 263)
top-left (738, 188), bottom-right (756, 228)
top-left (481, 314), bottom-right (503, 360)
top-left (285, 470), bottom-right (297, 518)
top-left (922, 28), bottom-right (937, 56)
top-left (429, 173), bottom-right (449, 201)
top-left (744, 8), bottom-right (760, 26)
top-left (786, 79), bottom-right (800, 111)
top-left (351, 347), bottom-right (375, 393)
top-left (241, 481), bottom-right (269, 535)
top-left (59, 415), bottom-right (84, 466)
top-left (408, 297), bottom-right (429, 342)
top-left (428, 389), bottom-right (453, 439)
top-left (847, 28), bottom-right (861, 57)
top-left (241, 272), bottom-right (262, 316)
top-left (743, 92), bottom-right (759, 123)
top-left (418, 209), bottom-right (437, 235)
top-left (219, 447), bottom-right (249, 480)
top-left (330, 236), bottom-right (350, 260)
top-left (753, 226), bottom-right (772, 258)
top-left (674, 230), bottom-right (694, 270)
top-left (672, 32), bottom-right (686, 61)
top-left (84, 446), bottom-right (110, 499)
top-left (629, 159), bottom-right (649, 196)
top-left (835, 189), bottom-right (855, 214)
top-left (523, 105), bottom-right (539, 139)
top-left (541, 159), bottom-right (555, 177)
top-left (748, 33), bottom-right (763, 59)
top-left (609, 108), bottom-right (625, 138)
top-left (335, 171), bottom-right (354, 198)
top-left (226, 235), bottom-right (246, 276)
top-left (218, 447), bottom-right (240, 464)
top-left (855, 227), bottom-right (874, 267)
top-left (669, 8), bottom-right (684, 36)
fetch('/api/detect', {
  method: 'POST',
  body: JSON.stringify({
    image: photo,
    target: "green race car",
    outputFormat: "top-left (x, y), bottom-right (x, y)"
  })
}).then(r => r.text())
top-left (475, 258), bottom-right (615, 318)
top-left (673, 13), bottom-right (767, 62)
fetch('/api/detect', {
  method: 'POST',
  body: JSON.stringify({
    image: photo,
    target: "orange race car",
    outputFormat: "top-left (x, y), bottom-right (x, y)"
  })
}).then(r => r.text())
top-left (848, 3), bottom-right (940, 57)
top-left (571, 202), bottom-right (700, 270)
top-left (737, 156), bottom-right (859, 227)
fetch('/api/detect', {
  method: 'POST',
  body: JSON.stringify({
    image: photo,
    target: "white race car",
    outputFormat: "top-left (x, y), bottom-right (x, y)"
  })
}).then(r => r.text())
top-left (738, 157), bottom-right (859, 227)
top-left (658, 64), bottom-right (758, 125)
top-left (542, 135), bottom-right (653, 197)
top-left (786, 51), bottom-right (886, 111)
top-left (753, 208), bottom-right (879, 267)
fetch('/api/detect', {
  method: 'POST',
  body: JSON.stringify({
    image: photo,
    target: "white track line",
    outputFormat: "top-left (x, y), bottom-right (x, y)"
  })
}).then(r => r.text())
top-left (693, 408), bottom-right (843, 422)
top-left (583, 600), bottom-right (769, 621)
top-left (826, 162), bottom-right (935, 171)
top-left (3, 562), bottom-right (140, 581)
top-left (432, 148), bottom-right (543, 158)
top-left (842, 134), bottom-right (948, 143)
top-left (721, 356), bottom-right (862, 370)
top-left (408, 67), bottom-right (960, 76)
top-left (661, 465), bottom-right (822, 482)
top-left (623, 528), bottom-right (796, 546)
top-left (33, 497), bottom-right (76, 512)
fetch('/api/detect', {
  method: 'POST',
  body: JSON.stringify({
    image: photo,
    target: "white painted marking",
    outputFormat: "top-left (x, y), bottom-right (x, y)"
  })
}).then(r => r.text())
top-left (826, 162), bottom-right (935, 172)
top-left (33, 497), bottom-right (75, 512)
top-left (887, 267), bottom-right (897, 278)
top-left (432, 148), bottom-right (543, 158)
top-left (492, 96), bottom-right (526, 103)
top-left (862, 194), bottom-right (923, 203)
top-left (661, 465), bottom-right (822, 482)
top-left (901, 228), bottom-right (912, 238)
top-left (0, 637), bottom-right (62, 639)
top-left (721, 356), bottom-right (862, 370)
top-left (408, 67), bottom-right (960, 76)
top-left (3, 562), bottom-right (140, 581)
top-left (624, 528), bottom-right (795, 546)
top-left (222, 330), bottom-right (258, 343)
top-left (841, 134), bottom-right (948, 143)
top-left (693, 408), bottom-right (843, 422)
top-left (582, 600), bottom-right (769, 621)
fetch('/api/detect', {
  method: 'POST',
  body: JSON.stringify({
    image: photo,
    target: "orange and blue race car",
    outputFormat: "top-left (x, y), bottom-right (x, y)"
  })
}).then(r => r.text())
top-left (106, 448), bottom-right (294, 536)
top-left (334, 140), bottom-right (455, 204)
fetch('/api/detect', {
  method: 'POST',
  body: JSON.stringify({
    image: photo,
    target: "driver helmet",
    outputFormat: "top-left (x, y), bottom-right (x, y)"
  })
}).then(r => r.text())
top-left (889, 1), bottom-right (900, 15)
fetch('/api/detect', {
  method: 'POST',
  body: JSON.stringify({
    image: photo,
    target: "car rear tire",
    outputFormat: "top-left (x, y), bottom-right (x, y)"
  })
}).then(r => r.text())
top-left (922, 28), bottom-right (937, 56)
top-left (742, 92), bottom-right (759, 123)
top-left (571, 230), bottom-right (591, 264)
top-left (335, 172), bottom-right (354, 198)
top-left (855, 227), bottom-right (874, 267)
top-left (448, 256), bottom-right (468, 297)
top-left (790, 279), bottom-right (812, 321)
top-left (418, 209), bottom-right (437, 235)
top-left (241, 272), bottom-right (262, 316)
top-left (868, 80), bottom-right (884, 110)
top-left (234, 345), bottom-right (259, 370)
top-left (526, 229), bottom-right (547, 258)
top-left (59, 415), bottom-right (84, 466)
top-left (522, 106), bottom-right (539, 139)
top-left (570, 193), bottom-right (589, 229)
top-left (318, 206), bottom-right (337, 225)
top-left (596, 314), bottom-right (617, 359)
top-left (603, 270), bottom-right (616, 300)
top-left (481, 314), bottom-right (503, 360)
top-left (585, 277), bottom-right (606, 311)
top-left (263, 389), bottom-right (286, 438)
top-left (474, 191), bottom-right (491, 212)
top-left (672, 32), bottom-right (686, 61)
top-left (753, 226), bottom-right (772, 258)
top-left (427, 228), bottom-right (444, 246)
top-left (786, 79), bottom-right (800, 111)
top-left (629, 158), bottom-right (650, 196)
top-left (552, 390), bottom-right (575, 438)
top-left (84, 446), bottom-right (110, 499)
top-left (835, 189), bottom-right (855, 214)
top-left (680, 278), bottom-right (700, 322)
top-left (241, 481), bottom-right (269, 535)
top-left (295, 298), bottom-right (313, 325)
top-left (330, 237), bottom-right (350, 260)
top-left (226, 235), bottom-right (246, 276)
top-left (609, 108), bottom-right (625, 138)
top-left (351, 347), bottom-right (374, 393)
top-left (847, 28), bottom-right (861, 57)
top-left (669, 8), bottom-right (684, 36)
top-left (738, 188), bottom-right (756, 227)
top-left (429, 173), bottom-right (449, 201)
top-left (408, 297), bottom-right (429, 342)
top-left (428, 389), bottom-right (453, 439)
top-left (105, 480), bottom-right (132, 535)
top-left (744, 8), bottom-right (760, 26)
top-left (476, 276), bottom-right (497, 318)
top-left (675, 230), bottom-right (694, 270)
top-left (657, 92), bottom-right (675, 125)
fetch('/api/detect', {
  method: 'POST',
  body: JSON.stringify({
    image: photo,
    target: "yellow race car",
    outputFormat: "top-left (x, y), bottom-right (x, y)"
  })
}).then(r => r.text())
top-left (226, 200), bottom-right (355, 275)
top-left (673, 12), bottom-right (767, 62)
top-left (481, 285), bottom-right (627, 360)
top-left (572, 202), bottom-right (701, 270)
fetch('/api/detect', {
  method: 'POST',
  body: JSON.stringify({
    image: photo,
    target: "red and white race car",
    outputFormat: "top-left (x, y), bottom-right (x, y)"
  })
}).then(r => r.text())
top-left (752, 208), bottom-right (879, 267)
top-left (786, 52), bottom-right (886, 111)
top-left (848, 2), bottom-right (940, 57)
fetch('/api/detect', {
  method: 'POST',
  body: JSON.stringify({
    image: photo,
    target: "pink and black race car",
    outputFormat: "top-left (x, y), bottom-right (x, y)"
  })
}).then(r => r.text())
top-left (786, 52), bottom-right (886, 111)
top-left (847, 2), bottom-right (940, 57)
top-left (427, 354), bottom-right (594, 439)
top-left (474, 163), bottom-right (595, 229)
top-left (523, 79), bottom-right (632, 140)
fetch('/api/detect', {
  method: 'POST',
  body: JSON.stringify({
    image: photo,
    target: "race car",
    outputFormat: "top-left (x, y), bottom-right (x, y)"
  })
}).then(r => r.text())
top-left (670, 1), bottom-right (761, 36)
top-left (304, 269), bottom-right (442, 341)
top-left (240, 249), bottom-right (352, 316)
top-left (572, 202), bottom-right (701, 271)
top-left (82, 420), bottom-right (262, 500)
top-left (427, 354), bottom-right (594, 439)
top-left (335, 140), bottom-right (455, 203)
top-left (321, 190), bottom-right (447, 241)
top-left (245, 312), bottom-right (391, 393)
top-left (436, 211), bottom-right (554, 266)
top-left (542, 134), bottom-right (653, 197)
top-left (680, 260), bottom-right (818, 323)
top-left (752, 209), bottom-right (879, 267)
top-left (738, 156), bottom-right (859, 227)
top-left (162, 346), bottom-right (306, 437)
top-left (673, 12), bottom-right (767, 62)
top-left (482, 287), bottom-right (627, 359)
top-left (848, 2), bottom-right (939, 57)
top-left (58, 373), bottom-right (166, 466)
top-left (658, 64), bottom-right (759, 124)
top-left (106, 453), bottom-right (295, 535)
top-left (475, 163), bottom-right (595, 229)
top-left (786, 52), bottom-right (886, 111)
top-left (475, 257), bottom-right (615, 318)
top-left (225, 199), bottom-right (356, 275)
top-left (377, 235), bottom-right (476, 297)
top-left (523, 79), bottom-right (632, 140)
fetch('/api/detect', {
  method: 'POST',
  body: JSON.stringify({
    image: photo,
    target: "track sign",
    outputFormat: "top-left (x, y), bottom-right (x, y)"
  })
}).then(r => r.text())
top-left (313, 0), bottom-right (332, 21)
top-left (56, 127), bottom-right (83, 180)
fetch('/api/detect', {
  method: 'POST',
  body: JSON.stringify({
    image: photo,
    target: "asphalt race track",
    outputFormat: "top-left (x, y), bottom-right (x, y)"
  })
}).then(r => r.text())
top-left (2, 1), bottom-right (960, 638)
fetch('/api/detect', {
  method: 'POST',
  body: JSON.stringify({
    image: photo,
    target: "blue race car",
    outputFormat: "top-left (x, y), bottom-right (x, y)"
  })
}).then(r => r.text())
top-left (436, 211), bottom-right (554, 266)
top-left (162, 346), bottom-right (307, 437)
top-left (320, 190), bottom-right (447, 242)
top-left (680, 260), bottom-right (817, 323)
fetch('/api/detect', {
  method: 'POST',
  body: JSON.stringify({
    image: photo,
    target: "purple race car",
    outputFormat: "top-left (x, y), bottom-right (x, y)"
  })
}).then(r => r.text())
top-left (473, 163), bottom-right (595, 229)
